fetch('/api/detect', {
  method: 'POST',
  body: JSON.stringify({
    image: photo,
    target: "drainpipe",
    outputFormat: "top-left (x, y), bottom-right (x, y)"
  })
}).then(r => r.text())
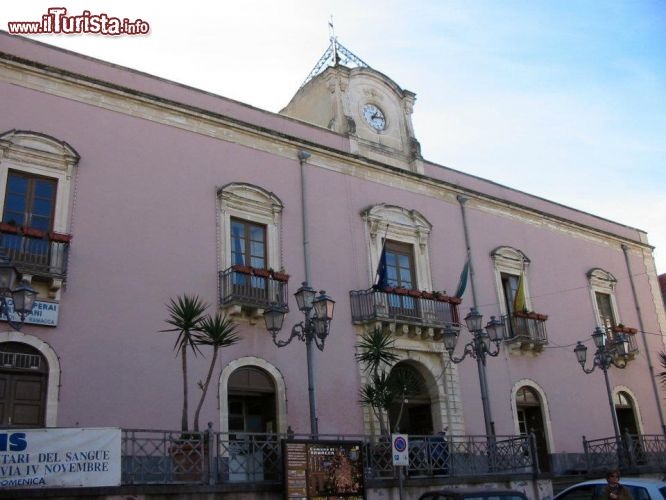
top-left (298, 150), bottom-right (319, 438)
top-left (457, 195), bottom-right (495, 437)
top-left (621, 244), bottom-right (666, 434)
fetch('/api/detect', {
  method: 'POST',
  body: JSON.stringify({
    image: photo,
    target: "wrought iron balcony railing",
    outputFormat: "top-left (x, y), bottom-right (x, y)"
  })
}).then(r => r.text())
top-left (350, 288), bottom-right (460, 334)
top-left (0, 228), bottom-right (70, 280)
top-left (502, 312), bottom-right (548, 350)
top-left (219, 266), bottom-right (288, 312)
top-left (606, 326), bottom-right (639, 358)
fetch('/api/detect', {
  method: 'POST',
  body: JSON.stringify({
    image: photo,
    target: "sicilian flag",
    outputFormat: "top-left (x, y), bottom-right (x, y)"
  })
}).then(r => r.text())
top-left (513, 272), bottom-right (527, 312)
top-left (373, 238), bottom-right (389, 290)
top-left (454, 257), bottom-right (469, 298)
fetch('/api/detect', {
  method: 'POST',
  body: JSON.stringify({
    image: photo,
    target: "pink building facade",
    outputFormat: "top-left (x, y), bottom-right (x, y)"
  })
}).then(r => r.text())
top-left (0, 33), bottom-right (664, 476)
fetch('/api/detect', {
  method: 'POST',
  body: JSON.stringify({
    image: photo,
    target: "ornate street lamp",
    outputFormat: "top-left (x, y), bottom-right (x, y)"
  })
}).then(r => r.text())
top-left (264, 282), bottom-right (335, 437)
top-left (574, 326), bottom-right (630, 446)
top-left (0, 254), bottom-right (38, 331)
top-left (443, 308), bottom-right (505, 437)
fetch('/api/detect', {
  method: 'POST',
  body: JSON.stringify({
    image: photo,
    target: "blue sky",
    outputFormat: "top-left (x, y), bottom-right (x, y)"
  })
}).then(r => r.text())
top-left (3, 1), bottom-right (666, 271)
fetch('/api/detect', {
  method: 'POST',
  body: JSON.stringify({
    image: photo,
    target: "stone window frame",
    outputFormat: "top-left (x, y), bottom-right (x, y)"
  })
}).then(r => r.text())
top-left (362, 203), bottom-right (433, 291)
top-left (510, 379), bottom-right (555, 454)
top-left (587, 268), bottom-right (621, 329)
top-left (612, 385), bottom-right (644, 435)
top-left (217, 183), bottom-right (284, 273)
top-left (491, 246), bottom-right (532, 316)
top-left (218, 356), bottom-right (287, 434)
top-left (0, 130), bottom-right (79, 236)
top-left (0, 331), bottom-right (61, 427)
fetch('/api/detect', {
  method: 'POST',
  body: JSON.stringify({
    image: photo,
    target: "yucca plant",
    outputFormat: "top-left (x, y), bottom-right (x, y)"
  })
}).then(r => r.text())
top-left (192, 313), bottom-right (240, 431)
top-left (355, 328), bottom-right (399, 436)
top-left (161, 294), bottom-right (208, 432)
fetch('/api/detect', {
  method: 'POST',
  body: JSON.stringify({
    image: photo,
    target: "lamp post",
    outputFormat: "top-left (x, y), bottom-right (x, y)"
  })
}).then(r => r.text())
top-left (264, 282), bottom-right (335, 438)
top-left (443, 308), bottom-right (505, 437)
top-left (573, 327), bottom-right (629, 444)
top-left (0, 254), bottom-right (37, 331)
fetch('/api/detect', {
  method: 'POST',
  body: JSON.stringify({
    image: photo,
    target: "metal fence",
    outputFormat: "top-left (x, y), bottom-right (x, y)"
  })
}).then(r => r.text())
top-left (583, 433), bottom-right (666, 472)
top-left (122, 429), bottom-right (536, 485)
top-left (0, 232), bottom-right (69, 279)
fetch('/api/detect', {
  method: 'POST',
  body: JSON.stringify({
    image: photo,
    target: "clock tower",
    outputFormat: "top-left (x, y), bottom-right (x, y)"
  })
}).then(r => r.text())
top-left (280, 40), bottom-right (424, 174)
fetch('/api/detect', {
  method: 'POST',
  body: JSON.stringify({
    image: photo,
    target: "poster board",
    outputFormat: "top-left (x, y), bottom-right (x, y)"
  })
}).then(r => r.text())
top-left (283, 439), bottom-right (365, 499)
top-left (0, 427), bottom-right (121, 489)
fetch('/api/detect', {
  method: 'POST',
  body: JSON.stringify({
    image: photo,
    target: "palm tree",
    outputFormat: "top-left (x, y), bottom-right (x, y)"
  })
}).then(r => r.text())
top-left (355, 328), bottom-right (399, 436)
top-left (192, 313), bottom-right (240, 431)
top-left (162, 294), bottom-right (208, 432)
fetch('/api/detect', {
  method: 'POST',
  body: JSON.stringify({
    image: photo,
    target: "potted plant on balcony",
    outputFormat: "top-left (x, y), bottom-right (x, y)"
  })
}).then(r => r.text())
top-left (432, 291), bottom-right (450, 302)
top-left (0, 221), bottom-right (19, 234)
top-left (393, 287), bottom-right (408, 296)
top-left (252, 267), bottom-right (271, 278)
top-left (49, 232), bottom-right (72, 243)
top-left (232, 263), bottom-right (252, 275)
top-left (21, 226), bottom-right (46, 238)
top-left (612, 324), bottom-right (638, 335)
top-left (271, 269), bottom-right (290, 282)
top-left (421, 291), bottom-right (434, 300)
top-left (407, 289), bottom-right (422, 298)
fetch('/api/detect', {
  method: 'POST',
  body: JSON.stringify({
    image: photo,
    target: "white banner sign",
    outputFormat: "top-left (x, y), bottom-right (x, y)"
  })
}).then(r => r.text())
top-left (0, 299), bottom-right (59, 327)
top-left (391, 433), bottom-right (409, 466)
top-left (0, 428), bottom-right (121, 489)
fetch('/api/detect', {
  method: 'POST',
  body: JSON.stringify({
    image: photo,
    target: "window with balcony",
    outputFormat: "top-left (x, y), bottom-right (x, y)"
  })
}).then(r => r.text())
top-left (0, 130), bottom-right (78, 299)
top-left (349, 204), bottom-right (460, 338)
top-left (491, 246), bottom-right (548, 351)
top-left (587, 268), bottom-right (639, 356)
top-left (218, 184), bottom-right (287, 317)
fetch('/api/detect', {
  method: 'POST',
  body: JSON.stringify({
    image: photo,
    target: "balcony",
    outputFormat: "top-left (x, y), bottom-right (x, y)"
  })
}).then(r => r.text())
top-left (503, 312), bottom-right (548, 353)
top-left (350, 288), bottom-right (460, 340)
top-left (0, 226), bottom-right (70, 281)
top-left (607, 325), bottom-right (639, 360)
top-left (219, 266), bottom-right (289, 321)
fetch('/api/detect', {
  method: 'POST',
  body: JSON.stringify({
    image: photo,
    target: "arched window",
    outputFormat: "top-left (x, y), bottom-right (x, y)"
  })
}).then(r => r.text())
top-left (0, 342), bottom-right (48, 427)
top-left (227, 366), bottom-right (277, 434)
top-left (388, 362), bottom-right (433, 435)
top-left (515, 385), bottom-right (551, 472)
top-left (614, 391), bottom-right (639, 435)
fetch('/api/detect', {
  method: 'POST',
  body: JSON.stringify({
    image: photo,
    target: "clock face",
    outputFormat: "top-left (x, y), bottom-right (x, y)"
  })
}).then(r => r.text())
top-left (362, 103), bottom-right (386, 131)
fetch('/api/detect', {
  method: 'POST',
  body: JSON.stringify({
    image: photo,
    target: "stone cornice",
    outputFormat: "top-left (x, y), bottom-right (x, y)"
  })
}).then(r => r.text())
top-left (0, 51), bottom-right (652, 254)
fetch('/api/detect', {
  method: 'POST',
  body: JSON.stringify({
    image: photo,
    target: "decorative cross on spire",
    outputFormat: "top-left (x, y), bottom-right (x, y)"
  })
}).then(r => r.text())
top-left (300, 19), bottom-right (370, 88)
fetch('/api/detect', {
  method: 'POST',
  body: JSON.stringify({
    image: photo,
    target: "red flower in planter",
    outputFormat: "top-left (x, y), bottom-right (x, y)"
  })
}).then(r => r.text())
top-left (448, 297), bottom-right (462, 305)
top-left (436, 294), bottom-right (450, 302)
top-left (0, 222), bottom-right (19, 234)
top-left (394, 288), bottom-right (408, 295)
top-left (612, 325), bottom-right (638, 335)
top-left (49, 232), bottom-right (72, 243)
top-left (252, 268), bottom-right (271, 278)
top-left (232, 264), bottom-right (252, 275)
top-left (408, 289), bottom-right (423, 298)
top-left (21, 226), bottom-right (46, 238)
top-left (382, 286), bottom-right (396, 294)
top-left (421, 291), bottom-right (434, 300)
top-left (271, 271), bottom-right (290, 282)
top-left (513, 310), bottom-right (529, 318)
top-left (535, 313), bottom-right (549, 321)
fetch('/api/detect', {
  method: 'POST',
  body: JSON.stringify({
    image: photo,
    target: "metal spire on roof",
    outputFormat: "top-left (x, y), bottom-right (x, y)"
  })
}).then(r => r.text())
top-left (300, 17), bottom-right (370, 88)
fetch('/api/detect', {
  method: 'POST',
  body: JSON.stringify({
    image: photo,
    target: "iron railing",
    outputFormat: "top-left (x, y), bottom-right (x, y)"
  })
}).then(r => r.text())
top-left (583, 433), bottom-right (666, 471)
top-left (502, 314), bottom-right (548, 346)
top-left (605, 327), bottom-right (640, 356)
top-left (350, 288), bottom-right (460, 329)
top-left (122, 429), bottom-right (536, 485)
top-left (0, 231), bottom-right (69, 279)
top-left (218, 267), bottom-right (288, 311)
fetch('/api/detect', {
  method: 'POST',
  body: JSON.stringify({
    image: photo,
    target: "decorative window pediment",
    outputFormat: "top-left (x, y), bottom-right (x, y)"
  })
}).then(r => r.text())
top-left (217, 183), bottom-right (283, 270)
top-left (362, 203), bottom-right (432, 291)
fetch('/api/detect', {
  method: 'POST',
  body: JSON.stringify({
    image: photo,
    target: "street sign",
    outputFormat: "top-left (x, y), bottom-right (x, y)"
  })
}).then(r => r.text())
top-left (391, 433), bottom-right (409, 466)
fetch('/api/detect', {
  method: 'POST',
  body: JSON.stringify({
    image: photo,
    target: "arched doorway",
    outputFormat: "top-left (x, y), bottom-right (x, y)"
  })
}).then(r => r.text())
top-left (388, 362), bottom-right (433, 435)
top-left (227, 366), bottom-right (276, 434)
top-left (0, 342), bottom-right (48, 427)
top-left (614, 391), bottom-right (639, 435)
top-left (515, 386), bottom-right (550, 471)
